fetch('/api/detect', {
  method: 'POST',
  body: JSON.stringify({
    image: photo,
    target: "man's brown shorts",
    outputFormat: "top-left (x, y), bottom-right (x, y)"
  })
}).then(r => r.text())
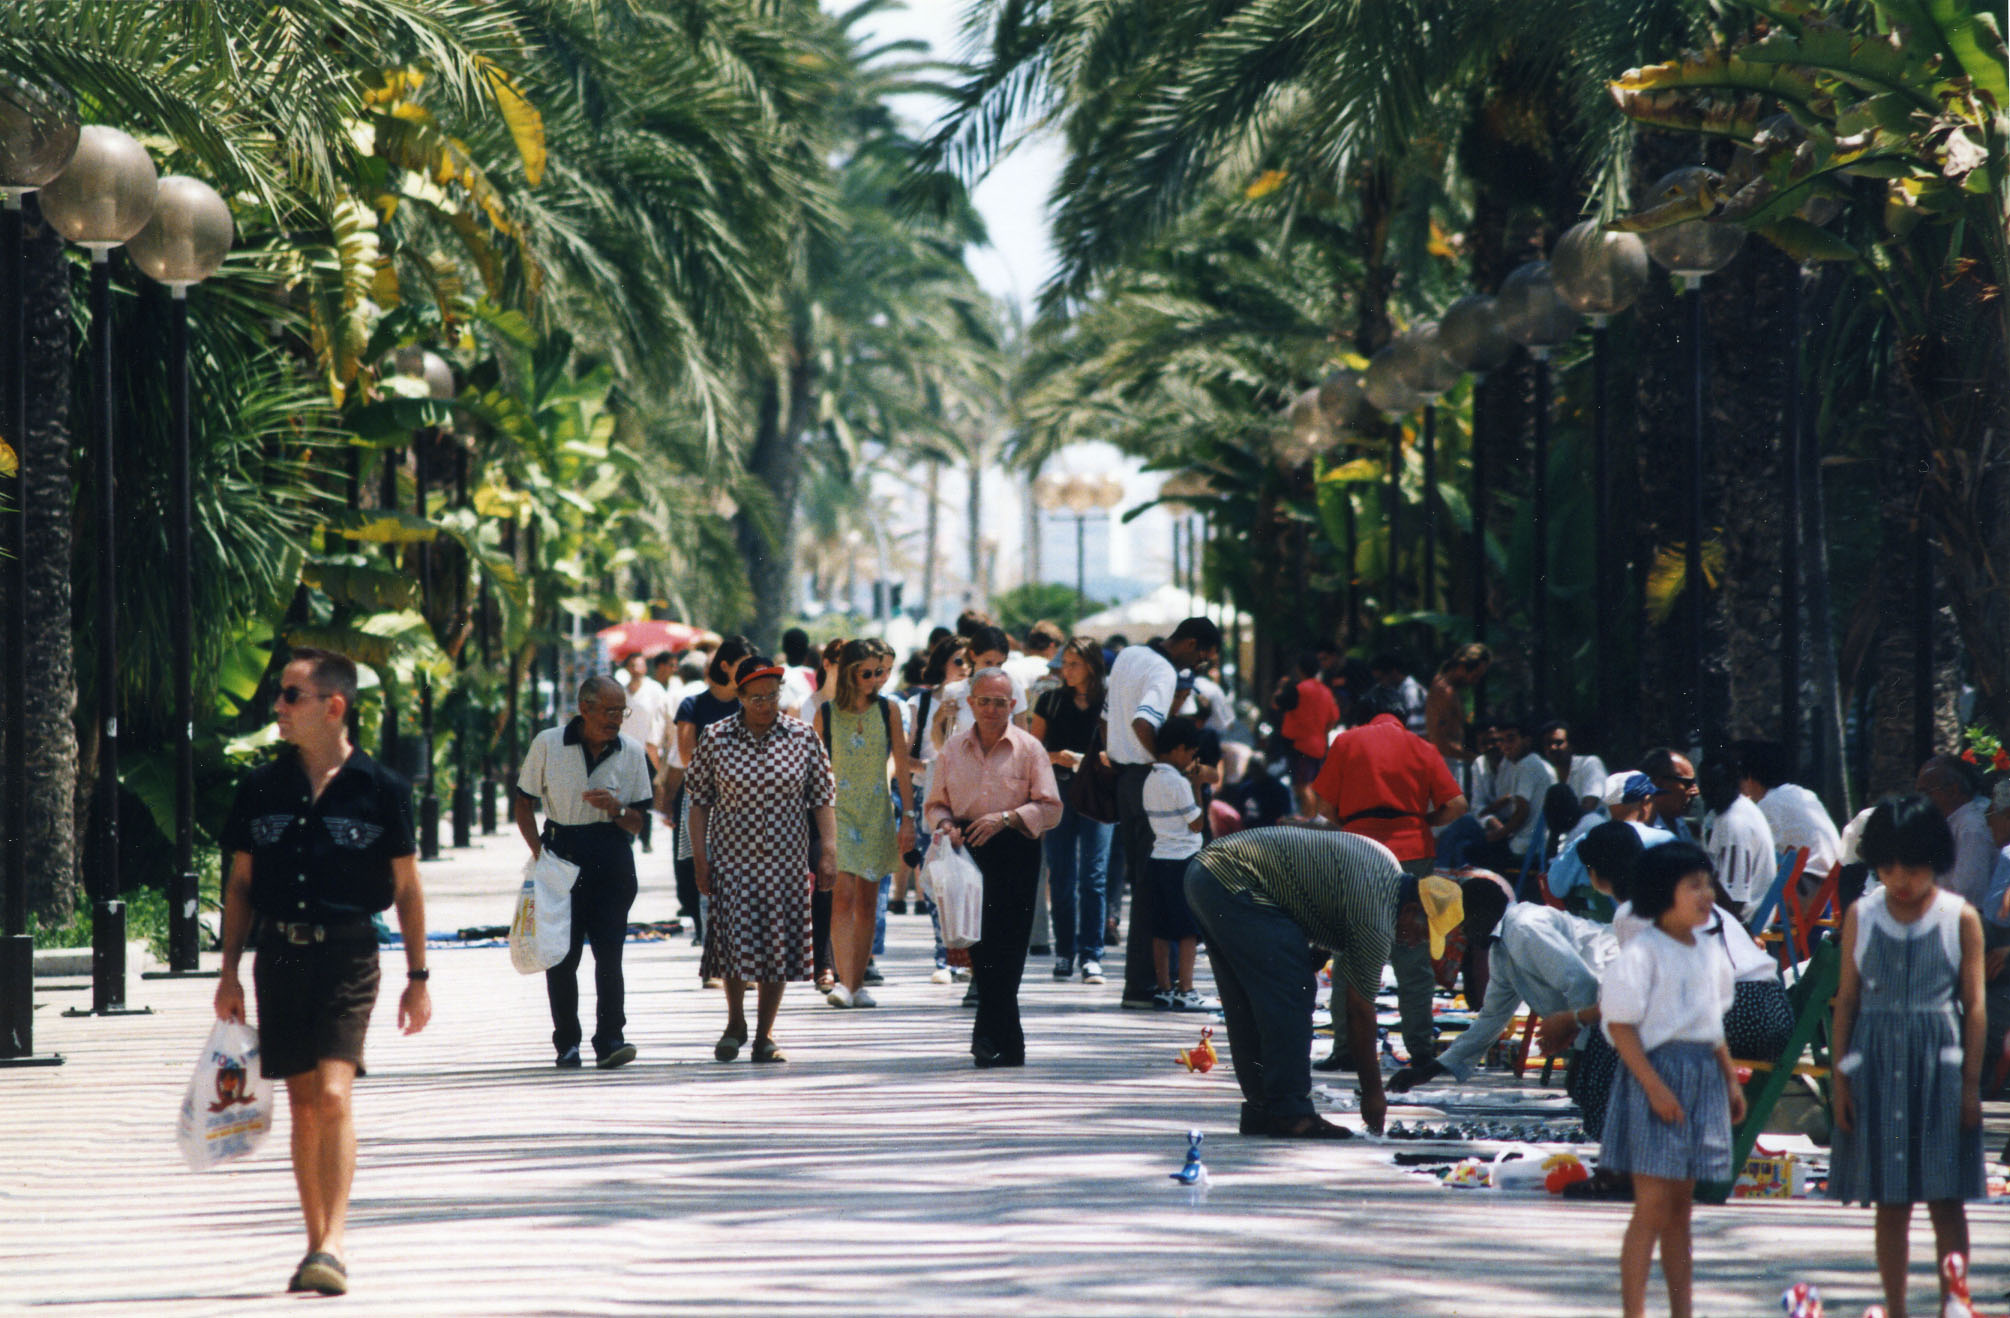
top-left (253, 929), bottom-right (382, 1079)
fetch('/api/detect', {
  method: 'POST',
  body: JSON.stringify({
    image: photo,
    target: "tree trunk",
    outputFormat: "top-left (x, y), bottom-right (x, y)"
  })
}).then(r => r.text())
top-left (920, 459), bottom-right (940, 618)
top-left (733, 336), bottom-right (815, 650)
top-left (965, 456), bottom-right (982, 612)
top-left (18, 203), bottom-right (79, 922)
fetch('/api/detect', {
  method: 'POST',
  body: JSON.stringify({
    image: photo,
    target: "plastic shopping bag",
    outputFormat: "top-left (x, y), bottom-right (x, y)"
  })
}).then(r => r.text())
top-left (508, 849), bottom-right (578, 974)
top-left (176, 1018), bottom-right (273, 1171)
top-left (920, 843), bottom-right (984, 949)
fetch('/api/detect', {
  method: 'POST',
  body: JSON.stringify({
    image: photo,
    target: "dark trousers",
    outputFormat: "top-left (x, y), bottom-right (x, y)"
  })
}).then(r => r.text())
top-left (812, 886), bottom-right (834, 977)
top-left (544, 824), bottom-right (638, 1058)
top-left (1185, 861), bottom-right (1318, 1121)
top-left (969, 828), bottom-right (1043, 1062)
top-left (674, 855), bottom-right (704, 943)
top-left (1116, 763), bottom-right (1159, 1001)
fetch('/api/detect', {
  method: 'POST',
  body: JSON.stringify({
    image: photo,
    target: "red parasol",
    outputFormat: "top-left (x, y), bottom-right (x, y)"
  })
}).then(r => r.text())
top-left (596, 619), bottom-right (704, 660)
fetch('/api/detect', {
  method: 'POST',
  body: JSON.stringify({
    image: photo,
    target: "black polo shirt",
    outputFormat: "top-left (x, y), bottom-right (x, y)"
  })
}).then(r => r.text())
top-left (221, 747), bottom-right (416, 922)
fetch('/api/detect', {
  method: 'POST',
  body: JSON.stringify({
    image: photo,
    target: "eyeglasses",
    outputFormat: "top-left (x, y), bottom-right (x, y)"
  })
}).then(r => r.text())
top-left (278, 686), bottom-right (328, 705)
top-left (857, 667), bottom-right (889, 679)
top-left (741, 693), bottom-right (781, 706)
top-left (970, 696), bottom-right (1013, 709)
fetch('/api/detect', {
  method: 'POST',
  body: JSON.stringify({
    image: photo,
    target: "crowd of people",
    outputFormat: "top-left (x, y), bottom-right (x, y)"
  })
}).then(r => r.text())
top-left (210, 623), bottom-right (2006, 1313)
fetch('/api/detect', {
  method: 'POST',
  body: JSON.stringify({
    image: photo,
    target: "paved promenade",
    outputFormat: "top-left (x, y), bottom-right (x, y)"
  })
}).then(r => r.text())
top-left (4, 832), bottom-right (2003, 1316)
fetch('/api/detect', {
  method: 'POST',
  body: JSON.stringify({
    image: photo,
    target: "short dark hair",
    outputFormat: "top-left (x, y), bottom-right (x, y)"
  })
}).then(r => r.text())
top-left (1578, 821), bottom-right (1645, 900)
top-left (1369, 651), bottom-right (1406, 675)
top-left (1858, 794), bottom-right (1956, 875)
top-left (1157, 716), bottom-right (1201, 754)
top-left (1169, 616), bottom-right (1223, 652)
top-left (1638, 746), bottom-right (1686, 781)
top-left (1460, 876), bottom-right (1511, 941)
top-left (781, 627), bottom-right (811, 666)
top-left (901, 653), bottom-right (926, 686)
top-left (1541, 782), bottom-right (1584, 837)
top-left (954, 608), bottom-right (993, 637)
top-left (1536, 719), bottom-right (1571, 744)
top-left (1025, 620), bottom-right (1065, 652)
top-left (1295, 650), bottom-right (1322, 677)
top-left (1630, 841), bottom-right (1714, 920)
top-left (708, 634), bottom-right (752, 685)
top-left (1698, 759), bottom-right (1742, 814)
top-left (968, 625), bottom-right (1011, 658)
top-left (1352, 685), bottom-right (1405, 722)
top-left (286, 647), bottom-right (358, 708)
top-left (1736, 739), bottom-right (1788, 790)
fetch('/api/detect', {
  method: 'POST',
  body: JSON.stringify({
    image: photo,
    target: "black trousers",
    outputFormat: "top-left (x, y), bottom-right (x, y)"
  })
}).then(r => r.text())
top-left (674, 855), bottom-right (704, 944)
top-left (969, 828), bottom-right (1043, 1062)
top-left (544, 824), bottom-right (638, 1057)
top-left (1116, 764), bottom-right (1159, 1003)
top-left (812, 886), bottom-right (834, 977)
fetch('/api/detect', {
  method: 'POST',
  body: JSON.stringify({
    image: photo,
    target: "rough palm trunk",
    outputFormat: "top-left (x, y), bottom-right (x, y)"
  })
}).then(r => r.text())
top-left (733, 338), bottom-right (815, 650)
top-left (17, 203), bottom-right (78, 921)
top-left (919, 458), bottom-right (940, 618)
top-left (965, 457), bottom-right (982, 611)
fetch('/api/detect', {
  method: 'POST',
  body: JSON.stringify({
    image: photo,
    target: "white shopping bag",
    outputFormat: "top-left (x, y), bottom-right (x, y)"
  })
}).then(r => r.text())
top-left (175, 1018), bottom-right (273, 1171)
top-left (920, 843), bottom-right (984, 949)
top-left (508, 850), bottom-right (578, 973)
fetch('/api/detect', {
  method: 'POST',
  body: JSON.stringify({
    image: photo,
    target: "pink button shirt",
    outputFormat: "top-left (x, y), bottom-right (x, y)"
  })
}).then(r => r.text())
top-left (924, 723), bottom-right (1064, 837)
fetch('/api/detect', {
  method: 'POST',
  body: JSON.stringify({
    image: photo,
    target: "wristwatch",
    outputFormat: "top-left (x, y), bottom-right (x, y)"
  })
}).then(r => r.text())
top-left (408, 968), bottom-right (430, 982)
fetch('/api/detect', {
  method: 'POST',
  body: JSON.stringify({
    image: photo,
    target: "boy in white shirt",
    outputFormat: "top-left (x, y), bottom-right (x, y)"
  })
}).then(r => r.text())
top-left (1144, 717), bottom-right (1210, 1010)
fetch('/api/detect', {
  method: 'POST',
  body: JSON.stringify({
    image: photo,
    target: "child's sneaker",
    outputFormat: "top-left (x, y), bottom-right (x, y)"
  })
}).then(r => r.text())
top-left (1171, 989), bottom-right (1216, 1012)
top-left (1052, 956), bottom-right (1073, 980)
top-left (1079, 960), bottom-right (1105, 984)
top-left (1153, 990), bottom-right (1177, 1011)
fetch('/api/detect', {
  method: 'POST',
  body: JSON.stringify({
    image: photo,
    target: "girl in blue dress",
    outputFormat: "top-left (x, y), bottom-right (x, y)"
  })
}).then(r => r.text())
top-left (1830, 795), bottom-right (1986, 1318)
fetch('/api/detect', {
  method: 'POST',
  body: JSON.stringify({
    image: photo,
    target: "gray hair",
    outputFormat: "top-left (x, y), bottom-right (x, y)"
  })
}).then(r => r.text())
top-left (577, 674), bottom-right (625, 709)
top-left (969, 667), bottom-right (1013, 698)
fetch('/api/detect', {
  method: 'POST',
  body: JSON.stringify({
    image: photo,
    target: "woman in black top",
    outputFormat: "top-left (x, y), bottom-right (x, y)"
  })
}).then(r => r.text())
top-left (1028, 637), bottom-right (1114, 984)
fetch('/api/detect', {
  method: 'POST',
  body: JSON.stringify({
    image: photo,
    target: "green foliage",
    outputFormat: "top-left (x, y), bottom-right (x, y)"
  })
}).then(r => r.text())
top-left (991, 582), bottom-right (1106, 637)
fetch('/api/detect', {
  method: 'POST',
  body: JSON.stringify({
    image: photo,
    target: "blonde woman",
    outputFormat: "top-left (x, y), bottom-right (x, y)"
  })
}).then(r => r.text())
top-left (817, 639), bottom-right (914, 1007)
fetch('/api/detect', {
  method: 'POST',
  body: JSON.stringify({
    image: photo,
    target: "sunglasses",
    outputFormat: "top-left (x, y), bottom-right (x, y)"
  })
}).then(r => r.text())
top-left (1657, 776), bottom-right (1697, 789)
top-left (971, 696), bottom-right (1013, 709)
top-left (277, 686), bottom-right (328, 705)
top-left (741, 692), bottom-right (782, 706)
top-left (856, 666), bottom-right (889, 679)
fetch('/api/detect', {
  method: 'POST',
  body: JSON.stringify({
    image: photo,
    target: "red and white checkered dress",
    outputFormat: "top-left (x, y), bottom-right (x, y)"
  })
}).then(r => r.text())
top-left (687, 713), bottom-right (835, 982)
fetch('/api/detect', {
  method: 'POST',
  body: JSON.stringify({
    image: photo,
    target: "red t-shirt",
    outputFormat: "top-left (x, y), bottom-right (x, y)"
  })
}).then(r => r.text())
top-left (1280, 677), bottom-right (1339, 759)
top-left (1311, 714), bottom-right (1463, 862)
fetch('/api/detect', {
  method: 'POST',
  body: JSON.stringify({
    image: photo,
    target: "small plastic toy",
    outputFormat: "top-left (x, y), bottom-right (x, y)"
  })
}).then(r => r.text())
top-left (1442, 1157), bottom-right (1489, 1189)
top-left (1177, 1025), bottom-right (1218, 1073)
top-left (1170, 1129), bottom-right (1209, 1188)
top-left (1941, 1252), bottom-right (1975, 1318)
top-left (1542, 1152), bottom-right (1590, 1194)
top-left (1780, 1281), bottom-right (1823, 1317)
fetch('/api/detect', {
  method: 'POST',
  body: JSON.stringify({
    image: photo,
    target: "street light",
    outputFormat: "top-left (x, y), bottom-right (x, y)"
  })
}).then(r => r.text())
top-left (396, 348), bottom-right (453, 862)
top-left (0, 73), bottom-right (78, 1066)
top-left (1390, 321), bottom-right (1463, 613)
top-left (1495, 258), bottom-right (1583, 715)
top-left (1551, 217), bottom-right (1649, 738)
top-left (1438, 294), bottom-right (1513, 741)
top-left (127, 176), bottom-right (231, 976)
top-left (1364, 345), bottom-right (1422, 619)
top-left (40, 124), bottom-right (158, 1018)
top-left (1313, 370), bottom-right (1365, 635)
top-left (1034, 472), bottom-right (1124, 605)
top-left (1639, 166), bottom-right (1744, 748)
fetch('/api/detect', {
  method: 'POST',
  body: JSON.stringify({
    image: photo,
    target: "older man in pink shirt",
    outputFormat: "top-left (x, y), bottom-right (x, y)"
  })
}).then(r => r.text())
top-left (926, 666), bottom-right (1065, 1067)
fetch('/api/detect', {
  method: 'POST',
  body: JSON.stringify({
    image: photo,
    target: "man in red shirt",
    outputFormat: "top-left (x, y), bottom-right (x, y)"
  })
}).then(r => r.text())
top-left (1310, 687), bottom-right (1468, 1070)
top-left (1276, 651), bottom-right (1341, 817)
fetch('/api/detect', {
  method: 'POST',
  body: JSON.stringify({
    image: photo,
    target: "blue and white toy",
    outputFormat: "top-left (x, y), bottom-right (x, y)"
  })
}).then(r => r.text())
top-left (1170, 1129), bottom-right (1210, 1187)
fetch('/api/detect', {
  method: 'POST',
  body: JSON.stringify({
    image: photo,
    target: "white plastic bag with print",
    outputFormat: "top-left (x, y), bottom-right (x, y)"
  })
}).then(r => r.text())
top-left (176, 1018), bottom-right (274, 1171)
top-left (509, 849), bottom-right (579, 973)
top-left (920, 843), bottom-right (984, 949)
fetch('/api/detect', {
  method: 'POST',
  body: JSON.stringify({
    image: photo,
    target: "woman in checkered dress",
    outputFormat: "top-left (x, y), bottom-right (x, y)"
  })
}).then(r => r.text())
top-left (688, 655), bottom-right (837, 1063)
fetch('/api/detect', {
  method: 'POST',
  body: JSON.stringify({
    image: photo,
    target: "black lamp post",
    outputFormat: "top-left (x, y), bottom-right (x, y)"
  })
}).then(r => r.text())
top-left (41, 124), bottom-right (158, 1018)
top-left (1640, 168), bottom-right (1745, 751)
top-left (1363, 346), bottom-right (1422, 622)
top-left (127, 175), bottom-right (232, 976)
top-left (1551, 218), bottom-right (1649, 739)
top-left (0, 73), bottom-right (78, 1066)
top-left (1389, 321), bottom-right (1464, 613)
top-left (1315, 369), bottom-right (1365, 639)
top-left (396, 348), bottom-right (453, 860)
top-left (1496, 259), bottom-right (1583, 716)
top-left (450, 444), bottom-right (473, 849)
top-left (1437, 294), bottom-right (1513, 771)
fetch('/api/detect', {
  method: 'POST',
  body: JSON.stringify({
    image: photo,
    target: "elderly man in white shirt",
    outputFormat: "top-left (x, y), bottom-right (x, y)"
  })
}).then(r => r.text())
top-left (1917, 753), bottom-right (1996, 909)
top-left (1700, 760), bottom-right (1776, 918)
top-left (1737, 740), bottom-right (1842, 880)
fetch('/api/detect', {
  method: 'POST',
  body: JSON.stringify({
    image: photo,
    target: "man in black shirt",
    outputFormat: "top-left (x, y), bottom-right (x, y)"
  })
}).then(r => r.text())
top-left (215, 649), bottom-right (431, 1297)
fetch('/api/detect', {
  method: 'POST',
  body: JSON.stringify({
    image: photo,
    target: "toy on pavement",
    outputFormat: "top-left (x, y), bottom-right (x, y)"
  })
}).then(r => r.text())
top-left (1780, 1282), bottom-right (1823, 1317)
top-left (1542, 1151), bottom-right (1590, 1194)
top-left (1941, 1252), bottom-right (1977, 1318)
top-left (1170, 1129), bottom-right (1210, 1188)
top-left (1176, 1025), bottom-right (1218, 1073)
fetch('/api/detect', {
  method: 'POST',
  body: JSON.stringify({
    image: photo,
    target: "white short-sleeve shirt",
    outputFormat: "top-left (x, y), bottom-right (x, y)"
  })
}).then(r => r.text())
top-left (1501, 753), bottom-right (1559, 854)
top-left (1104, 645), bottom-right (1177, 767)
top-left (1142, 762), bottom-right (1204, 860)
top-left (1600, 924), bottom-right (1735, 1052)
top-left (1754, 783), bottom-right (1842, 878)
top-left (1705, 794), bottom-right (1778, 907)
top-left (619, 676), bottom-right (671, 757)
top-left (1613, 901), bottom-right (1778, 984)
top-left (518, 722), bottom-right (654, 826)
top-left (1566, 755), bottom-right (1608, 805)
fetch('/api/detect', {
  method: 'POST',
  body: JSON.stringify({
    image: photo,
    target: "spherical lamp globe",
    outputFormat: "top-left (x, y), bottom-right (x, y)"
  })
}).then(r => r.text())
top-left (38, 124), bottom-right (157, 249)
top-left (126, 176), bottom-right (234, 288)
top-left (1363, 344), bottom-right (1423, 415)
top-left (0, 73), bottom-right (80, 194)
top-left (1389, 321), bottom-right (1462, 400)
top-left (1495, 260), bottom-right (1582, 351)
top-left (1639, 167), bottom-right (1745, 277)
top-left (1438, 294), bottom-right (1514, 373)
top-left (1550, 219), bottom-right (1648, 319)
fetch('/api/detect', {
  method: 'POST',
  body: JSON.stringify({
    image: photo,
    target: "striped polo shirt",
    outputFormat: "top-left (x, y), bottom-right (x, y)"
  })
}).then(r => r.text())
top-left (1193, 827), bottom-right (1401, 1001)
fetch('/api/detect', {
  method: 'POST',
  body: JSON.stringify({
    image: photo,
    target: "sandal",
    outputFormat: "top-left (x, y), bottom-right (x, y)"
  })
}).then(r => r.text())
top-left (751, 1036), bottom-right (787, 1064)
top-left (294, 1251), bottom-right (348, 1296)
top-left (714, 1029), bottom-right (747, 1062)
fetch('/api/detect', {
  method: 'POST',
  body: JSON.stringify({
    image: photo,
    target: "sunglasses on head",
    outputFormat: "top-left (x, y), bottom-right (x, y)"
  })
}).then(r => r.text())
top-left (278, 686), bottom-right (328, 705)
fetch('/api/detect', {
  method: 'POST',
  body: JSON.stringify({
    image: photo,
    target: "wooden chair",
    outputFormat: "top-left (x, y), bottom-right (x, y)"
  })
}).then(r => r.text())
top-left (1746, 847), bottom-right (1811, 938)
top-left (1781, 863), bottom-right (1840, 966)
top-left (1697, 938), bottom-right (1841, 1205)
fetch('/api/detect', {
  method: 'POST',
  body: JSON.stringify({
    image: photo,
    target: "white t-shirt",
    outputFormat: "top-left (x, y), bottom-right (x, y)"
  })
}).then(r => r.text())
top-left (1142, 762), bottom-right (1204, 860)
top-left (1190, 674), bottom-right (1235, 734)
top-left (780, 665), bottom-right (816, 720)
top-left (1498, 753), bottom-right (1559, 854)
top-left (1002, 652), bottom-right (1054, 693)
top-left (618, 676), bottom-right (672, 758)
top-left (517, 724), bottom-right (655, 827)
top-left (1613, 901), bottom-right (1777, 984)
top-left (1600, 924), bottom-right (1735, 1052)
top-left (1705, 795), bottom-right (1777, 908)
top-left (1754, 783), bottom-right (1841, 878)
top-left (1103, 644), bottom-right (1177, 767)
top-left (1565, 755), bottom-right (1608, 805)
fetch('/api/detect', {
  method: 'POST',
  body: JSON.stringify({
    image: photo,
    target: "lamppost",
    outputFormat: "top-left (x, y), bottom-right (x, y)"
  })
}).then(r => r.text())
top-left (1363, 346), bottom-right (1422, 624)
top-left (1315, 370), bottom-right (1365, 638)
top-left (1033, 472), bottom-right (1124, 606)
top-left (40, 125), bottom-right (158, 1018)
top-left (1495, 258), bottom-right (1582, 715)
top-left (397, 348), bottom-right (453, 861)
top-left (1388, 321), bottom-right (1464, 613)
top-left (126, 175), bottom-right (232, 975)
top-left (0, 74), bottom-right (78, 1066)
top-left (1638, 167), bottom-right (1745, 749)
top-left (1550, 217), bottom-right (1649, 737)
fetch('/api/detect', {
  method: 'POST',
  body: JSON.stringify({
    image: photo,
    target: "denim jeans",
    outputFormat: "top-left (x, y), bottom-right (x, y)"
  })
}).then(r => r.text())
top-left (1043, 803), bottom-right (1113, 962)
top-left (1185, 860), bottom-right (1318, 1121)
top-left (873, 873), bottom-right (891, 956)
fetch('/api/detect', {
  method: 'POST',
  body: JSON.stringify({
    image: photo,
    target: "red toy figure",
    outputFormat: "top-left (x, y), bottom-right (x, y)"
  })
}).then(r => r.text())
top-left (1177, 1025), bottom-right (1217, 1073)
top-left (1941, 1253), bottom-right (1977, 1318)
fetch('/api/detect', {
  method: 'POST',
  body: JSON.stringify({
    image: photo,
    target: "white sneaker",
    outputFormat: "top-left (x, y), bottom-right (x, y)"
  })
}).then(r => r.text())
top-left (1172, 989), bottom-right (1218, 1012)
top-left (851, 988), bottom-right (877, 1008)
top-left (929, 967), bottom-right (952, 984)
top-left (1079, 960), bottom-right (1104, 984)
top-left (826, 983), bottom-right (854, 1008)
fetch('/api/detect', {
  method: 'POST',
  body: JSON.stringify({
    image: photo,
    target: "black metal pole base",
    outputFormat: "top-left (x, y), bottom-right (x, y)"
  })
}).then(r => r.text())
top-left (0, 933), bottom-right (62, 1064)
top-left (479, 778), bottom-right (498, 835)
top-left (451, 781), bottom-right (473, 849)
top-left (141, 967), bottom-right (218, 980)
top-left (66, 900), bottom-right (150, 1016)
top-left (420, 792), bottom-right (441, 861)
top-left (168, 866), bottom-right (200, 972)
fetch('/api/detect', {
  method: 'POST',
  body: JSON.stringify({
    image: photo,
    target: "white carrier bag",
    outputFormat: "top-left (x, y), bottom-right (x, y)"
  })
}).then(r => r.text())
top-left (176, 1018), bottom-right (274, 1171)
top-left (509, 848), bottom-right (580, 973)
top-left (920, 842), bottom-right (984, 949)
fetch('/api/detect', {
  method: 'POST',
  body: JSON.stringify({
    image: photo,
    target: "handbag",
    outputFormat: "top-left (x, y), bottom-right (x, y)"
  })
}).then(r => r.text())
top-left (1066, 723), bottom-right (1122, 824)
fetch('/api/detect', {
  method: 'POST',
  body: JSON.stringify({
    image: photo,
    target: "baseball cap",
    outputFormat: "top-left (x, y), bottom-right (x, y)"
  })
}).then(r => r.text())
top-left (1417, 876), bottom-right (1464, 960)
top-left (1603, 771), bottom-right (1656, 806)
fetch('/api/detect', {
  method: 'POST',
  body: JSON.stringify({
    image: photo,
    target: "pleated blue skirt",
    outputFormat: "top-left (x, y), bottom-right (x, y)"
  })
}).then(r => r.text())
top-left (1598, 1040), bottom-right (1733, 1182)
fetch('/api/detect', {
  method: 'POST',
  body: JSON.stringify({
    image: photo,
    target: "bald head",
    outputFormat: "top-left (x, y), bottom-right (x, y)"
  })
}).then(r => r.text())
top-left (1914, 754), bottom-right (1977, 814)
top-left (578, 674), bottom-right (626, 711)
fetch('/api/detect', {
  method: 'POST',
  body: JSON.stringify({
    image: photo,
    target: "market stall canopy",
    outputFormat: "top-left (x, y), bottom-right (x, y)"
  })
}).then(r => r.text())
top-left (596, 619), bottom-right (705, 660)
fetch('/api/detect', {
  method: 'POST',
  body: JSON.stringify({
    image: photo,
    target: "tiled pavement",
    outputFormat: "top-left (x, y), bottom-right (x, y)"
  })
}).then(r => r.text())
top-left (3, 831), bottom-right (2003, 1316)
